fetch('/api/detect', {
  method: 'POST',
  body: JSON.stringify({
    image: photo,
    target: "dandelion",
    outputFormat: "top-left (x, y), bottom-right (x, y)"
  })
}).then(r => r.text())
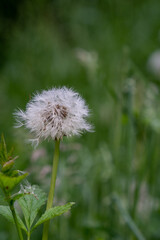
top-left (15, 87), bottom-right (92, 146)
top-left (14, 86), bottom-right (92, 240)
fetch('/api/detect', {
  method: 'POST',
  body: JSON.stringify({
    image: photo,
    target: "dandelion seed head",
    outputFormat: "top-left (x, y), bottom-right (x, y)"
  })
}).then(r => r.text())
top-left (14, 87), bottom-right (92, 146)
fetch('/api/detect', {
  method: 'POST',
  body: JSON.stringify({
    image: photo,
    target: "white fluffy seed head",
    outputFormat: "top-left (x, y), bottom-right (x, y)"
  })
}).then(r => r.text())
top-left (14, 87), bottom-right (93, 146)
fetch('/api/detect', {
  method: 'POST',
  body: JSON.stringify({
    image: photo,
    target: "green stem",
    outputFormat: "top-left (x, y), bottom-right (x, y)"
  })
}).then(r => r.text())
top-left (9, 201), bottom-right (24, 240)
top-left (42, 139), bottom-right (60, 240)
top-left (27, 232), bottom-right (31, 240)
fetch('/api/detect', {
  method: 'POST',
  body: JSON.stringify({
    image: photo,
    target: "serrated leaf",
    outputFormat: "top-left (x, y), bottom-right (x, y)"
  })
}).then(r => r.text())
top-left (32, 202), bottom-right (75, 231)
top-left (18, 185), bottom-right (47, 230)
top-left (0, 172), bottom-right (28, 193)
top-left (0, 205), bottom-right (27, 232)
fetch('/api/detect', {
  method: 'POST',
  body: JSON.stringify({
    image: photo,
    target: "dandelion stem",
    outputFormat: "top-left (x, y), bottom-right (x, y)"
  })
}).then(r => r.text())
top-left (42, 139), bottom-right (60, 240)
top-left (27, 231), bottom-right (31, 240)
top-left (9, 201), bottom-right (24, 240)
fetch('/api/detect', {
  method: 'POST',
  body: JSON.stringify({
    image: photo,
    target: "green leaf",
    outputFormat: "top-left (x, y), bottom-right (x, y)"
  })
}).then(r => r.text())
top-left (0, 136), bottom-right (18, 171)
top-left (0, 135), bottom-right (8, 165)
top-left (32, 202), bottom-right (75, 231)
top-left (0, 205), bottom-right (27, 232)
top-left (10, 170), bottom-right (20, 177)
top-left (1, 160), bottom-right (15, 173)
top-left (11, 192), bottom-right (28, 202)
top-left (0, 172), bottom-right (28, 193)
top-left (18, 185), bottom-right (47, 230)
top-left (7, 147), bottom-right (14, 161)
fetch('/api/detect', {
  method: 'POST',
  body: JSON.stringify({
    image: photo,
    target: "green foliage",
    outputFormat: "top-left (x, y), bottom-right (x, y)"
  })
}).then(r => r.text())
top-left (0, 136), bottom-right (28, 195)
top-left (0, 135), bottom-right (18, 172)
top-left (113, 195), bottom-right (146, 240)
top-left (0, 172), bottom-right (28, 193)
top-left (0, 205), bottom-right (27, 232)
top-left (11, 192), bottom-right (29, 202)
top-left (2, 160), bottom-right (15, 173)
top-left (16, 186), bottom-right (74, 238)
top-left (0, 136), bottom-right (30, 239)
top-left (0, 135), bottom-right (8, 165)
top-left (32, 202), bottom-right (75, 231)
top-left (1, 0), bottom-right (160, 239)
top-left (18, 185), bottom-right (47, 230)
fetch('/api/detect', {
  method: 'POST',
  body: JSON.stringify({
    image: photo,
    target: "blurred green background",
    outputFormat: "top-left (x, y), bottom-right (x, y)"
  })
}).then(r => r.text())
top-left (1, 0), bottom-right (160, 239)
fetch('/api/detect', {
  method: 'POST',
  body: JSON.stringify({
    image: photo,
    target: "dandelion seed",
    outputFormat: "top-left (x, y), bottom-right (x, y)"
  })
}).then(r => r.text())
top-left (14, 87), bottom-right (92, 146)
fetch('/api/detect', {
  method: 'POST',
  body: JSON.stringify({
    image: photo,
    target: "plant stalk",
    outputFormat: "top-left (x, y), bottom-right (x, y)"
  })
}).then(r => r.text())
top-left (42, 139), bottom-right (60, 240)
top-left (27, 231), bottom-right (31, 240)
top-left (9, 201), bottom-right (24, 240)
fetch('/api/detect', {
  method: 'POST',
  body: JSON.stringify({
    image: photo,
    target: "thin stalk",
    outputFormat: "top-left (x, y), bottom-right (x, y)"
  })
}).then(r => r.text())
top-left (42, 139), bottom-right (60, 240)
top-left (27, 232), bottom-right (31, 240)
top-left (9, 201), bottom-right (24, 240)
